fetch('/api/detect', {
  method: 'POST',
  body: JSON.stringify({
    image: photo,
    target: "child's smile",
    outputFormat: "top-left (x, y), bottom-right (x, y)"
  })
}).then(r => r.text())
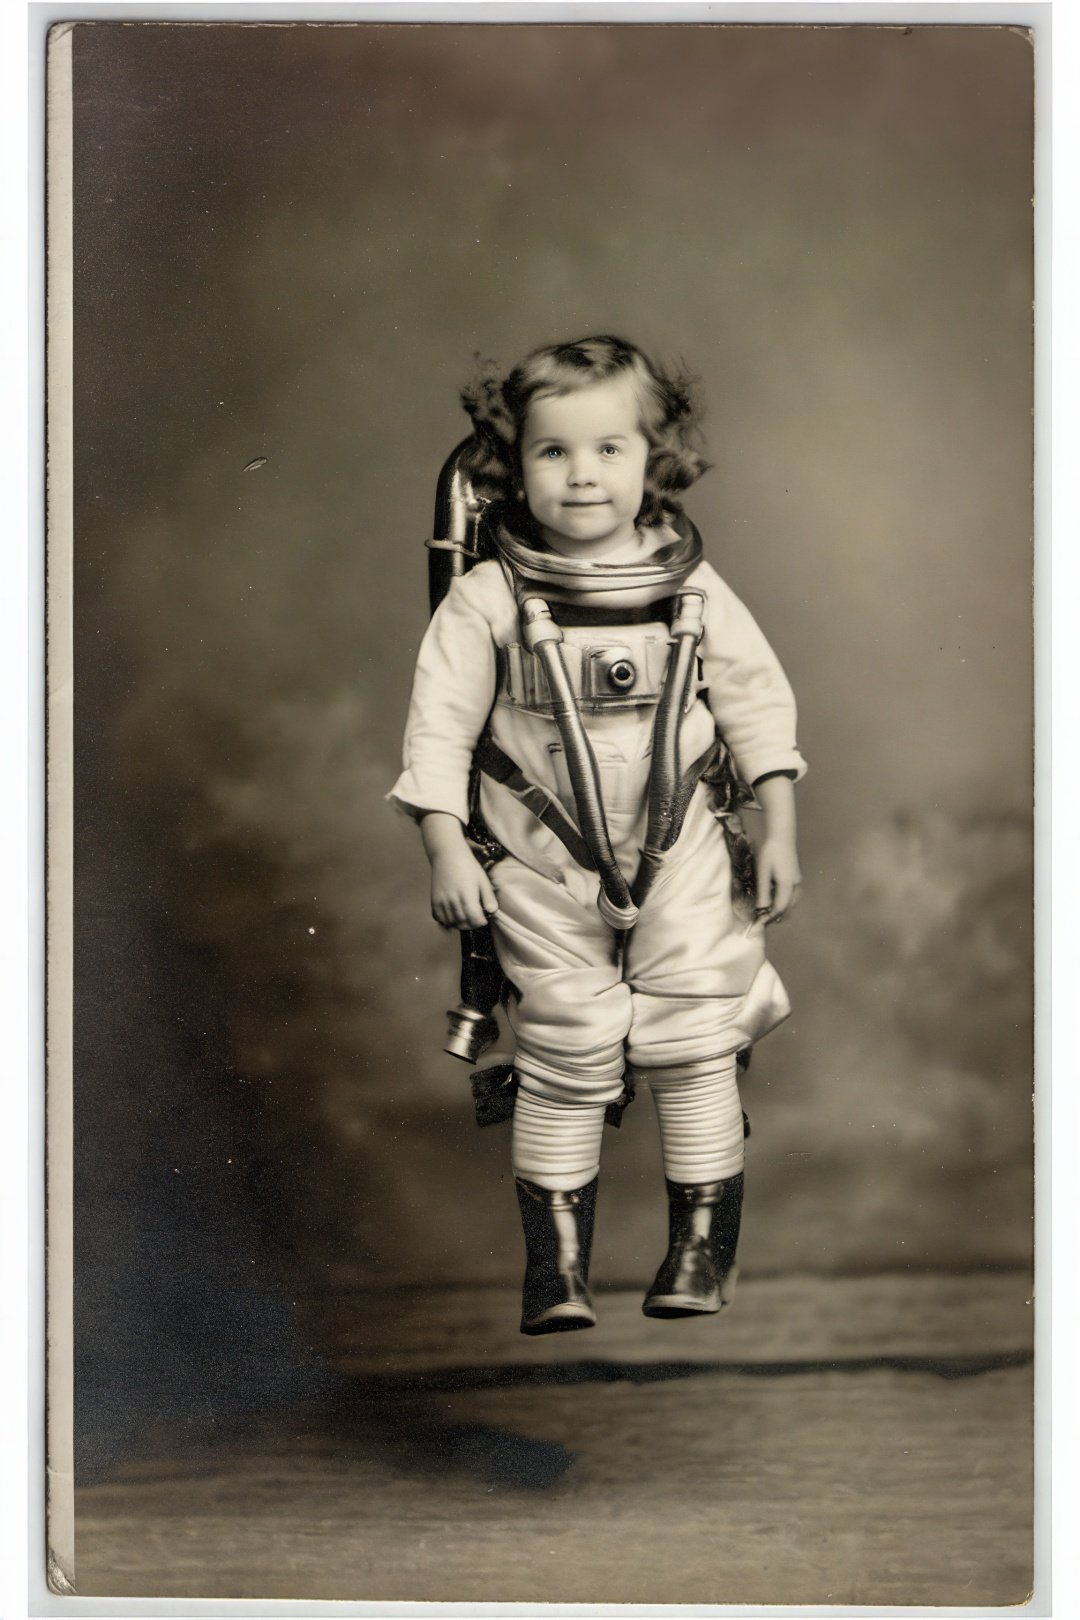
top-left (521, 376), bottom-right (650, 560)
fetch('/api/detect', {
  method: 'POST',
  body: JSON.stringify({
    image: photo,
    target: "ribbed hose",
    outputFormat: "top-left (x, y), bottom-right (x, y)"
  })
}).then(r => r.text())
top-left (520, 597), bottom-right (639, 931)
top-left (631, 590), bottom-right (706, 908)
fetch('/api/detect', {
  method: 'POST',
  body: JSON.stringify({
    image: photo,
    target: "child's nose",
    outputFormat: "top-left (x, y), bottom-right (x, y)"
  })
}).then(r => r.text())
top-left (567, 456), bottom-right (598, 485)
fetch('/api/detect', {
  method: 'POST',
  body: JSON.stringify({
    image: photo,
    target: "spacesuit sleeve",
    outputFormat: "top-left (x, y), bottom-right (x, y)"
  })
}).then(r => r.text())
top-left (388, 573), bottom-right (498, 826)
top-left (695, 562), bottom-right (808, 787)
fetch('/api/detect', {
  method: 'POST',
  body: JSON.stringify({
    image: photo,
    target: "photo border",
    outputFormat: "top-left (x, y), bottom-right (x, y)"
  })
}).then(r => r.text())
top-left (21, 5), bottom-right (1059, 1617)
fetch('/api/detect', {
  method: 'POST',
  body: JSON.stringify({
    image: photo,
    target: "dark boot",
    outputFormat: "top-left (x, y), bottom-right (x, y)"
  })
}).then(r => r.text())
top-left (515, 1176), bottom-right (598, 1336)
top-left (642, 1173), bottom-right (743, 1318)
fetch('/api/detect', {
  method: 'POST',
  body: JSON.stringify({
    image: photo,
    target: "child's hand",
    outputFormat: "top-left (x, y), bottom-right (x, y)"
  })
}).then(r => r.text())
top-left (420, 811), bottom-right (500, 931)
top-left (430, 847), bottom-right (500, 930)
top-left (752, 774), bottom-right (801, 924)
top-left (755, 836), bottom-right (802, 924)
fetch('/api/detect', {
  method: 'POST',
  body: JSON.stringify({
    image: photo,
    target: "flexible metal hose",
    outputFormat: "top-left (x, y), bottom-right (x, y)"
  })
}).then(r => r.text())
top-left (520, 597), bottom-right (639, 931)
top-left (631, 590), bottom-right (706, 908)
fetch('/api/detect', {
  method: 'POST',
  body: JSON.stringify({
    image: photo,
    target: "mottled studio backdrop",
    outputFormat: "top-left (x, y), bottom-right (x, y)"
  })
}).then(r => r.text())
top-left (69, 22), bottom-right (1033, 1472)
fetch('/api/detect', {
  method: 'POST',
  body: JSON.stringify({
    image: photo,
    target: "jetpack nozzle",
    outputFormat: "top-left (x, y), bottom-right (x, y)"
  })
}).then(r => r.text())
top-left (444, 1004), bottom-right (500, 1064)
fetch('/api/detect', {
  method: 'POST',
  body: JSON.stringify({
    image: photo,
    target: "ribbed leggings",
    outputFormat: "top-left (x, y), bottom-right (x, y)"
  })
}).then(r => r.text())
top-left (511, 1055), bottom-right (745, 1191)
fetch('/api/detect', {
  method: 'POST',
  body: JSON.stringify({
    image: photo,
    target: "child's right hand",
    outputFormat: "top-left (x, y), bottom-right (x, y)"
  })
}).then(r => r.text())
top-left (420, 811), bottom-right (500, 930)
top-left (430, 847), bottom-right (500, 930)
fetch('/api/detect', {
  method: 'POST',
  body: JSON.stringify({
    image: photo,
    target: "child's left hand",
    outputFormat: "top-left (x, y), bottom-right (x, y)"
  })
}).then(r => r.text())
top-left (755, 836), bottom-right (802, 924)
top-left (751, 774), bottom-right (801, 924)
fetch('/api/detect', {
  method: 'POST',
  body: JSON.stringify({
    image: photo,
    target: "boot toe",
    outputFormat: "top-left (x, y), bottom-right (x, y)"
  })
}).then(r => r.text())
top-left (642, 1290), bottom-right (719, 1318)
top-left (521, 1299), bottom-right (597, 1335)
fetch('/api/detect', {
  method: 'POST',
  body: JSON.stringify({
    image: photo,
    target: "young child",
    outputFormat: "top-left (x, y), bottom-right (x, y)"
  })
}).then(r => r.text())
top-left (390, 335), bottom-right (805, 1335)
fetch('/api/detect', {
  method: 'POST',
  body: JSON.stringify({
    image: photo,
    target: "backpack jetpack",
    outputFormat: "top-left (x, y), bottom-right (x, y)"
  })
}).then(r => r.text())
top-left (426, 440), bottom-right (507, 1075)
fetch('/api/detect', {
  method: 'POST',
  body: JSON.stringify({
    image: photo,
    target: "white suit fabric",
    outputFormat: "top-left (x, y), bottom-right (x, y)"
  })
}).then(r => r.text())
top-left (390, 540), bottom-right (806, 1106)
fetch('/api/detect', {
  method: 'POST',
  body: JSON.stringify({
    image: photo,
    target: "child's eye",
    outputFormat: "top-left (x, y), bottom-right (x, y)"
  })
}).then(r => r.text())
top-left (600, 445), bottom-right (620, 457)
top-left (542, 446), bottom-right (564, 460)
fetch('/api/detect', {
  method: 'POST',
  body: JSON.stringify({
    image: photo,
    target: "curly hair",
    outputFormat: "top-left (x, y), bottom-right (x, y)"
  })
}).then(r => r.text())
top-left (459, 334), bottom-right (711, 529)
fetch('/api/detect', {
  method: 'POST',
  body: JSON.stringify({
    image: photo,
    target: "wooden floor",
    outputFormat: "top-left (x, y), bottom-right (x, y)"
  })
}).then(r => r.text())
top-left (72, 1272), bottom-right (1034, 1606)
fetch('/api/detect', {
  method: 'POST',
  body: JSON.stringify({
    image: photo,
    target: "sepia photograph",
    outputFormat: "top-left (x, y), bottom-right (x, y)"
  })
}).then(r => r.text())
top-left (45, 13), bottom-right (1036, 1606)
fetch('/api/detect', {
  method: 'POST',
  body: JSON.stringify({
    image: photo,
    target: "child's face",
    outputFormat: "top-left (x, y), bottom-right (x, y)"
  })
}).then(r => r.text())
top-left (520, 375), bottom-right (650, 557)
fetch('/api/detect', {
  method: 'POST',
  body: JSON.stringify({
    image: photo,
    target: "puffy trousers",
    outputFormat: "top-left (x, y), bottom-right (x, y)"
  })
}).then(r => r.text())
top-left (487, 784), bottom-right (791, 1105)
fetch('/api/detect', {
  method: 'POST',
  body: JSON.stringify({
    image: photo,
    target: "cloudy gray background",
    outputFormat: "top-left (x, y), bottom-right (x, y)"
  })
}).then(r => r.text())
top-left (69, 20), bottom-right (1032, 1473)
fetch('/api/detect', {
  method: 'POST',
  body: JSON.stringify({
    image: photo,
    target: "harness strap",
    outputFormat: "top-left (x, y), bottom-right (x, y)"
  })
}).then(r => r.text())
top-left (475, 734), bottom-right (598, 873)
top-left (668, 738), bottom-right (724, 850)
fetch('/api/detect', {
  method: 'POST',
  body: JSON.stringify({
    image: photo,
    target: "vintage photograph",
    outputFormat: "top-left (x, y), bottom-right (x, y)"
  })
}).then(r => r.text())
top-left (47, 15), bottom-right (1035, 1605)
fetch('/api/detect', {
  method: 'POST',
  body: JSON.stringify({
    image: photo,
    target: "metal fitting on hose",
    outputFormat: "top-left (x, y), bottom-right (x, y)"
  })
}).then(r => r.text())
top-left (597, 887), bottom-right (639, 931)
top-left (670, 589), bottom-right (706, 644)
top-left (520, 596), bottom-right (564, 649)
